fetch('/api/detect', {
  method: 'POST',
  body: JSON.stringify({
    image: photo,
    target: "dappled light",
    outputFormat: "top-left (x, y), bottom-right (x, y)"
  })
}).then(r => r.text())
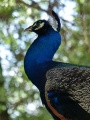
top-left (0, 0), bottom-right (90, 120)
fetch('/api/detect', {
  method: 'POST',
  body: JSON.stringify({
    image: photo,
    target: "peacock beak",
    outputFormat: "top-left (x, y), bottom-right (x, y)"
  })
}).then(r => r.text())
top-left (24, 25), bottom-right (33, 31)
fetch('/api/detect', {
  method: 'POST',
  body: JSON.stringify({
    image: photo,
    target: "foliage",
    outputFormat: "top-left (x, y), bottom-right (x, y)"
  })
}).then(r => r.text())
top-left (0, 0), bottom-right (90, 120)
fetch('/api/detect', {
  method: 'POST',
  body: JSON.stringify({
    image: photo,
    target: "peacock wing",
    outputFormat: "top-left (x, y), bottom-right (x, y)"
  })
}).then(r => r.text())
top-left (45, 66), bottom-right (90, 120)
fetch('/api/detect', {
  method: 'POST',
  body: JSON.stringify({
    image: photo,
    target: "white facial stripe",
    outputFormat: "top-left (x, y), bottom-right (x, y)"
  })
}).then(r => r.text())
top-left (33, 23), bottom-right (37, 27)
top-left (34, 22), bottom-right (44, 30)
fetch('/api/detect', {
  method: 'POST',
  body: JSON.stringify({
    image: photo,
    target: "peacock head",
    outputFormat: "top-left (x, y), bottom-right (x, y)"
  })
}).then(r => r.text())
top-left (24, 20), bottom-right (51, 35)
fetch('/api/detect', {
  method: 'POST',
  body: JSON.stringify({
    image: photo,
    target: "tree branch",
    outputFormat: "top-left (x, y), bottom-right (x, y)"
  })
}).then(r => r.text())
top-left (15, 0), bottom-right (47, 12)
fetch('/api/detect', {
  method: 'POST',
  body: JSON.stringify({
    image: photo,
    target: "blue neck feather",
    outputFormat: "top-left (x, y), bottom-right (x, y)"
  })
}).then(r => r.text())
top-left (24, 27), bottom-right (61, 91)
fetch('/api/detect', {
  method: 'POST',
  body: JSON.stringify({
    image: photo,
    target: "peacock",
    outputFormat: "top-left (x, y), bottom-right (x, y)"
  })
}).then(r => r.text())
top-left (24, 10), bottom-right (90, 120)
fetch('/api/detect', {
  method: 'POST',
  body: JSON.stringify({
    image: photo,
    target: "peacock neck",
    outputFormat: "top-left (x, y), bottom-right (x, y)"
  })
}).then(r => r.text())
top-left (24, 27), bottom-right (61, 91)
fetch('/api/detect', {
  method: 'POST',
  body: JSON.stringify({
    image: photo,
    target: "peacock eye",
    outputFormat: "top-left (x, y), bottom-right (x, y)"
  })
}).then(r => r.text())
top-left (34, 22), bottom-right (45, 30)
top-left (37, 21), bottom-right (42, 25)
top-left (33, 21), bottom-right (41, 27)
top-left (38, 20), bottom-right (42, 23)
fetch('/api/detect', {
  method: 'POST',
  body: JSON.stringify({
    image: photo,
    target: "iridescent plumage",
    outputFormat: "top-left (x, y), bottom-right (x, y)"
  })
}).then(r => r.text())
top-left (24, 10), bottom-right (90, 120)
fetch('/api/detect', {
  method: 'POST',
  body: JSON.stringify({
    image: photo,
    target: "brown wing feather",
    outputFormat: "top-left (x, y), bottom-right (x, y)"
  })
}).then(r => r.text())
top-left (45, 66), bottom-right (90, 113)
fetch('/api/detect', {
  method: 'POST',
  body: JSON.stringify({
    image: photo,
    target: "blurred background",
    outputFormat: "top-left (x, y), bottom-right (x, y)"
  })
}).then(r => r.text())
top-left (0, 0), bottom-right (90, 120)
